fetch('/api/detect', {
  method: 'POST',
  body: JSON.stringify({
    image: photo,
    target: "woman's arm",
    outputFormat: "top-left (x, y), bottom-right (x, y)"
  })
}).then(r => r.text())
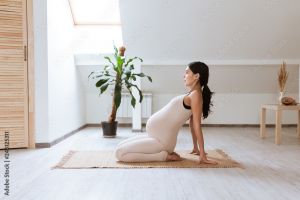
top-left (189, 115), bottom-right (200, 154)
top-left (190, 91), bottom-right (217, 164)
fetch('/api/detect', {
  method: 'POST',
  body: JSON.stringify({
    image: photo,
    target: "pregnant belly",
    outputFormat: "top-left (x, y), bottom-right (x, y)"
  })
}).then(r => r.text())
top-left (146, 115), bottom-right (179, 152)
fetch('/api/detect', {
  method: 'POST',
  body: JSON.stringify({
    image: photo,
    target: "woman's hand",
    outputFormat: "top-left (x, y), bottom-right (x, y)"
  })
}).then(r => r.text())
top-left (198, 154), bottom-right (217, 165)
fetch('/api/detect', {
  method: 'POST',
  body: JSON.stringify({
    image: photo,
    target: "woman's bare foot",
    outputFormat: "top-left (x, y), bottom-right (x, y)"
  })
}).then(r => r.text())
top-left (171, 152), bottom-right (180, 157)
top-left (190, 149), bottom-right (200, 155)
top-left (166, 152), bottom-right (182, 161)
top-left (198, 155), bottom-right (218, 165)
top-left (190, 149), bottom-right (208, 156)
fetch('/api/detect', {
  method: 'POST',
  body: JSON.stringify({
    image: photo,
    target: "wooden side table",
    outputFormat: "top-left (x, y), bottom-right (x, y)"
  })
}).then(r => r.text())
top-left (260, 104), bottom-right (300, 145)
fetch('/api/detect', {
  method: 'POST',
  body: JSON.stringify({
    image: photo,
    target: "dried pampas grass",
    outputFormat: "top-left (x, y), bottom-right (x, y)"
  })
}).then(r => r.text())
top-left (278, 61), bottom-right (288, 92)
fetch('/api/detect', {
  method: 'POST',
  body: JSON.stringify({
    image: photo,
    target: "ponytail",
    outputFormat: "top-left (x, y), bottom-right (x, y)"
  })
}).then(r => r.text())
top-left (188, 61), bottom-right (214, 119)
top-left (202, 84), bottom-right (214, 119)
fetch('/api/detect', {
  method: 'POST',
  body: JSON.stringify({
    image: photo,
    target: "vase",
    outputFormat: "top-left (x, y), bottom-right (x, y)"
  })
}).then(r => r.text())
top-left (278, 91), bottom-right (285, 104)
top-left (101, 121), bottom-right (118, 138)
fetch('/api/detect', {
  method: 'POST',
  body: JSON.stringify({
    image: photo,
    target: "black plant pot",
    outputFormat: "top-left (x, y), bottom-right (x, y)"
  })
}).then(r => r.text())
top-left (101, 121), bottom-right (118, 138)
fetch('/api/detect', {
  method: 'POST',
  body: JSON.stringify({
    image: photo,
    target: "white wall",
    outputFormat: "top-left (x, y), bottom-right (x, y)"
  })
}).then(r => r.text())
top-left (33, 0), bottom-right (123, 143)
top-left (141, 64), bottom-right (299, 124)
top-left (119, 0), bottom-right (300, 61)
top-left (33, 0), bottom-right (300, 142)
top-left (47, 0), bottom-right (85, 142)
top-left (72, 26), bottom-right (123, 54)
top-left (77, 57), bottom-right (299, 125)
top-left (33, 0), bottom-right (49, 143)
top-left (115, 0), bottom-right (300, 125)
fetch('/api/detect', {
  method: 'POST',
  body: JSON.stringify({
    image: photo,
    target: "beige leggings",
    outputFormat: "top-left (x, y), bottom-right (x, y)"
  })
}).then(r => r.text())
top-left (115, 135), bottom-right (169, 162)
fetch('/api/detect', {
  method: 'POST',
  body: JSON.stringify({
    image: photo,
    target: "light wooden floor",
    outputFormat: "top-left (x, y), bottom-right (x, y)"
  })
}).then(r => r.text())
top-left (1, 126), bottom-right (300, 200)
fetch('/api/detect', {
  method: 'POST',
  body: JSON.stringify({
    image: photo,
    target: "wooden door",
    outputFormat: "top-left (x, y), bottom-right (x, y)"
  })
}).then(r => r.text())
top-left (0, 0), bottom-right (29, 148)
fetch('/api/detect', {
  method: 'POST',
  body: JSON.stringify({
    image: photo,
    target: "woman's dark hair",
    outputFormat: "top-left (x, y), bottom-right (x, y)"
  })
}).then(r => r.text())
top-left (188, 61), bottom-right (214, 119)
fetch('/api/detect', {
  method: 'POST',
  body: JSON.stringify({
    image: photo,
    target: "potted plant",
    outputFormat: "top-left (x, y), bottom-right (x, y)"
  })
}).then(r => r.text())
top-left (88, 45), bottom-right (152, 137)
top-left (278, 61), bottom-right (288, 104)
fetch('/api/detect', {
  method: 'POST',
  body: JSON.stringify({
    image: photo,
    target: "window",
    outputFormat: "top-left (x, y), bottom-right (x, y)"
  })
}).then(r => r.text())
top-left (68, 0), bottom-right (121, 25)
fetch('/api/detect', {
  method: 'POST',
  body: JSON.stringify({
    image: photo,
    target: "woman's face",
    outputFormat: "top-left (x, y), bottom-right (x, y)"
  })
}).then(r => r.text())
top-left (184, 66), bottom-right (199, 87)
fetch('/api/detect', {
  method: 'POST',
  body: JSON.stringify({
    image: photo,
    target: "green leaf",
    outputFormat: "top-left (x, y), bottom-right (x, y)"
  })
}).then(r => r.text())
top-left (100, 83), bottom-right (109, 94)
top-left (131, 73), bottom-right (152, 82)
top-left (113, 45), bottom-right (118, 57)
top-left (104, 56), bottom-right (116, 68)
top-left (116, 56), bottom-right (124, 75)
top-left (103, 65), bottom-right (110, 71)
top-left (88, 71), bottom-right (94, 79)
top-left (95, 74), bottom-right (112, 79)
top-left (124, 58), bottom-right (133, 67)
top-left (126, 82), bottom-right (143, 103)
top-left (124, 69), bottom-right (131, 75)
top-left (124, 79), bottom-right (131, 89)
top-left (135, 56), bottom-right (143, 62)
top-left (122, 71), bottom-right (131, 81)
top-left (133, 73), bottom-right (145, 77)
top-left (139, 92), bottom-right (143, 103)
top-left (129, 64), bottom-right (134, 70)
top-left (147, 76), bottom-right (152, 82)
top-left (123, 82), bottom-right (139, 108)
top-left (133, 85), bottom-right (143, 103)
top-left (96, 78), bottom-right (110, 87)
top-left (124, 56), bottom-right (143, 67)
top-left (131, 96), bottom-right (136, 108)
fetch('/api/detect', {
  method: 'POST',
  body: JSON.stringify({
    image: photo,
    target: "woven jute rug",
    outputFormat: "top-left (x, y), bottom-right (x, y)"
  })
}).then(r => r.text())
top-left (52, 149), bottom-right (243, 169)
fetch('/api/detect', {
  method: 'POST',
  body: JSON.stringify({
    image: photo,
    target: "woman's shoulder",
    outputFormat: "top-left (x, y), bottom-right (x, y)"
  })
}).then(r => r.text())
top-left (188, 90), bottom-right (203, 102)
top-left (188, 90), bottom-right (202, 97)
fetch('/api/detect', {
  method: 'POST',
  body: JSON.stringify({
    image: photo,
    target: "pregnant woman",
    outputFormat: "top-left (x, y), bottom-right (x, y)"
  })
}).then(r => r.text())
top-left (115, 61), bottom-right (217, 164)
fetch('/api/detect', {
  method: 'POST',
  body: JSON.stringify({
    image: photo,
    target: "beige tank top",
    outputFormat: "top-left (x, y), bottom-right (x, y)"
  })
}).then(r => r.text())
top-left (146, 94), bottom-right (192, 152)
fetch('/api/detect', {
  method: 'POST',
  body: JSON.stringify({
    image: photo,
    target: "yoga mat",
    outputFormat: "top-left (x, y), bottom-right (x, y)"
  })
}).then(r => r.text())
top-left (52, 149), bottom-right (243, 169)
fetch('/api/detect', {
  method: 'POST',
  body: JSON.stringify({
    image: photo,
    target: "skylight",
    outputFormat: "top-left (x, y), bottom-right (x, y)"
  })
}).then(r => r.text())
top-left (68, 0), bottom-right (121, 25)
